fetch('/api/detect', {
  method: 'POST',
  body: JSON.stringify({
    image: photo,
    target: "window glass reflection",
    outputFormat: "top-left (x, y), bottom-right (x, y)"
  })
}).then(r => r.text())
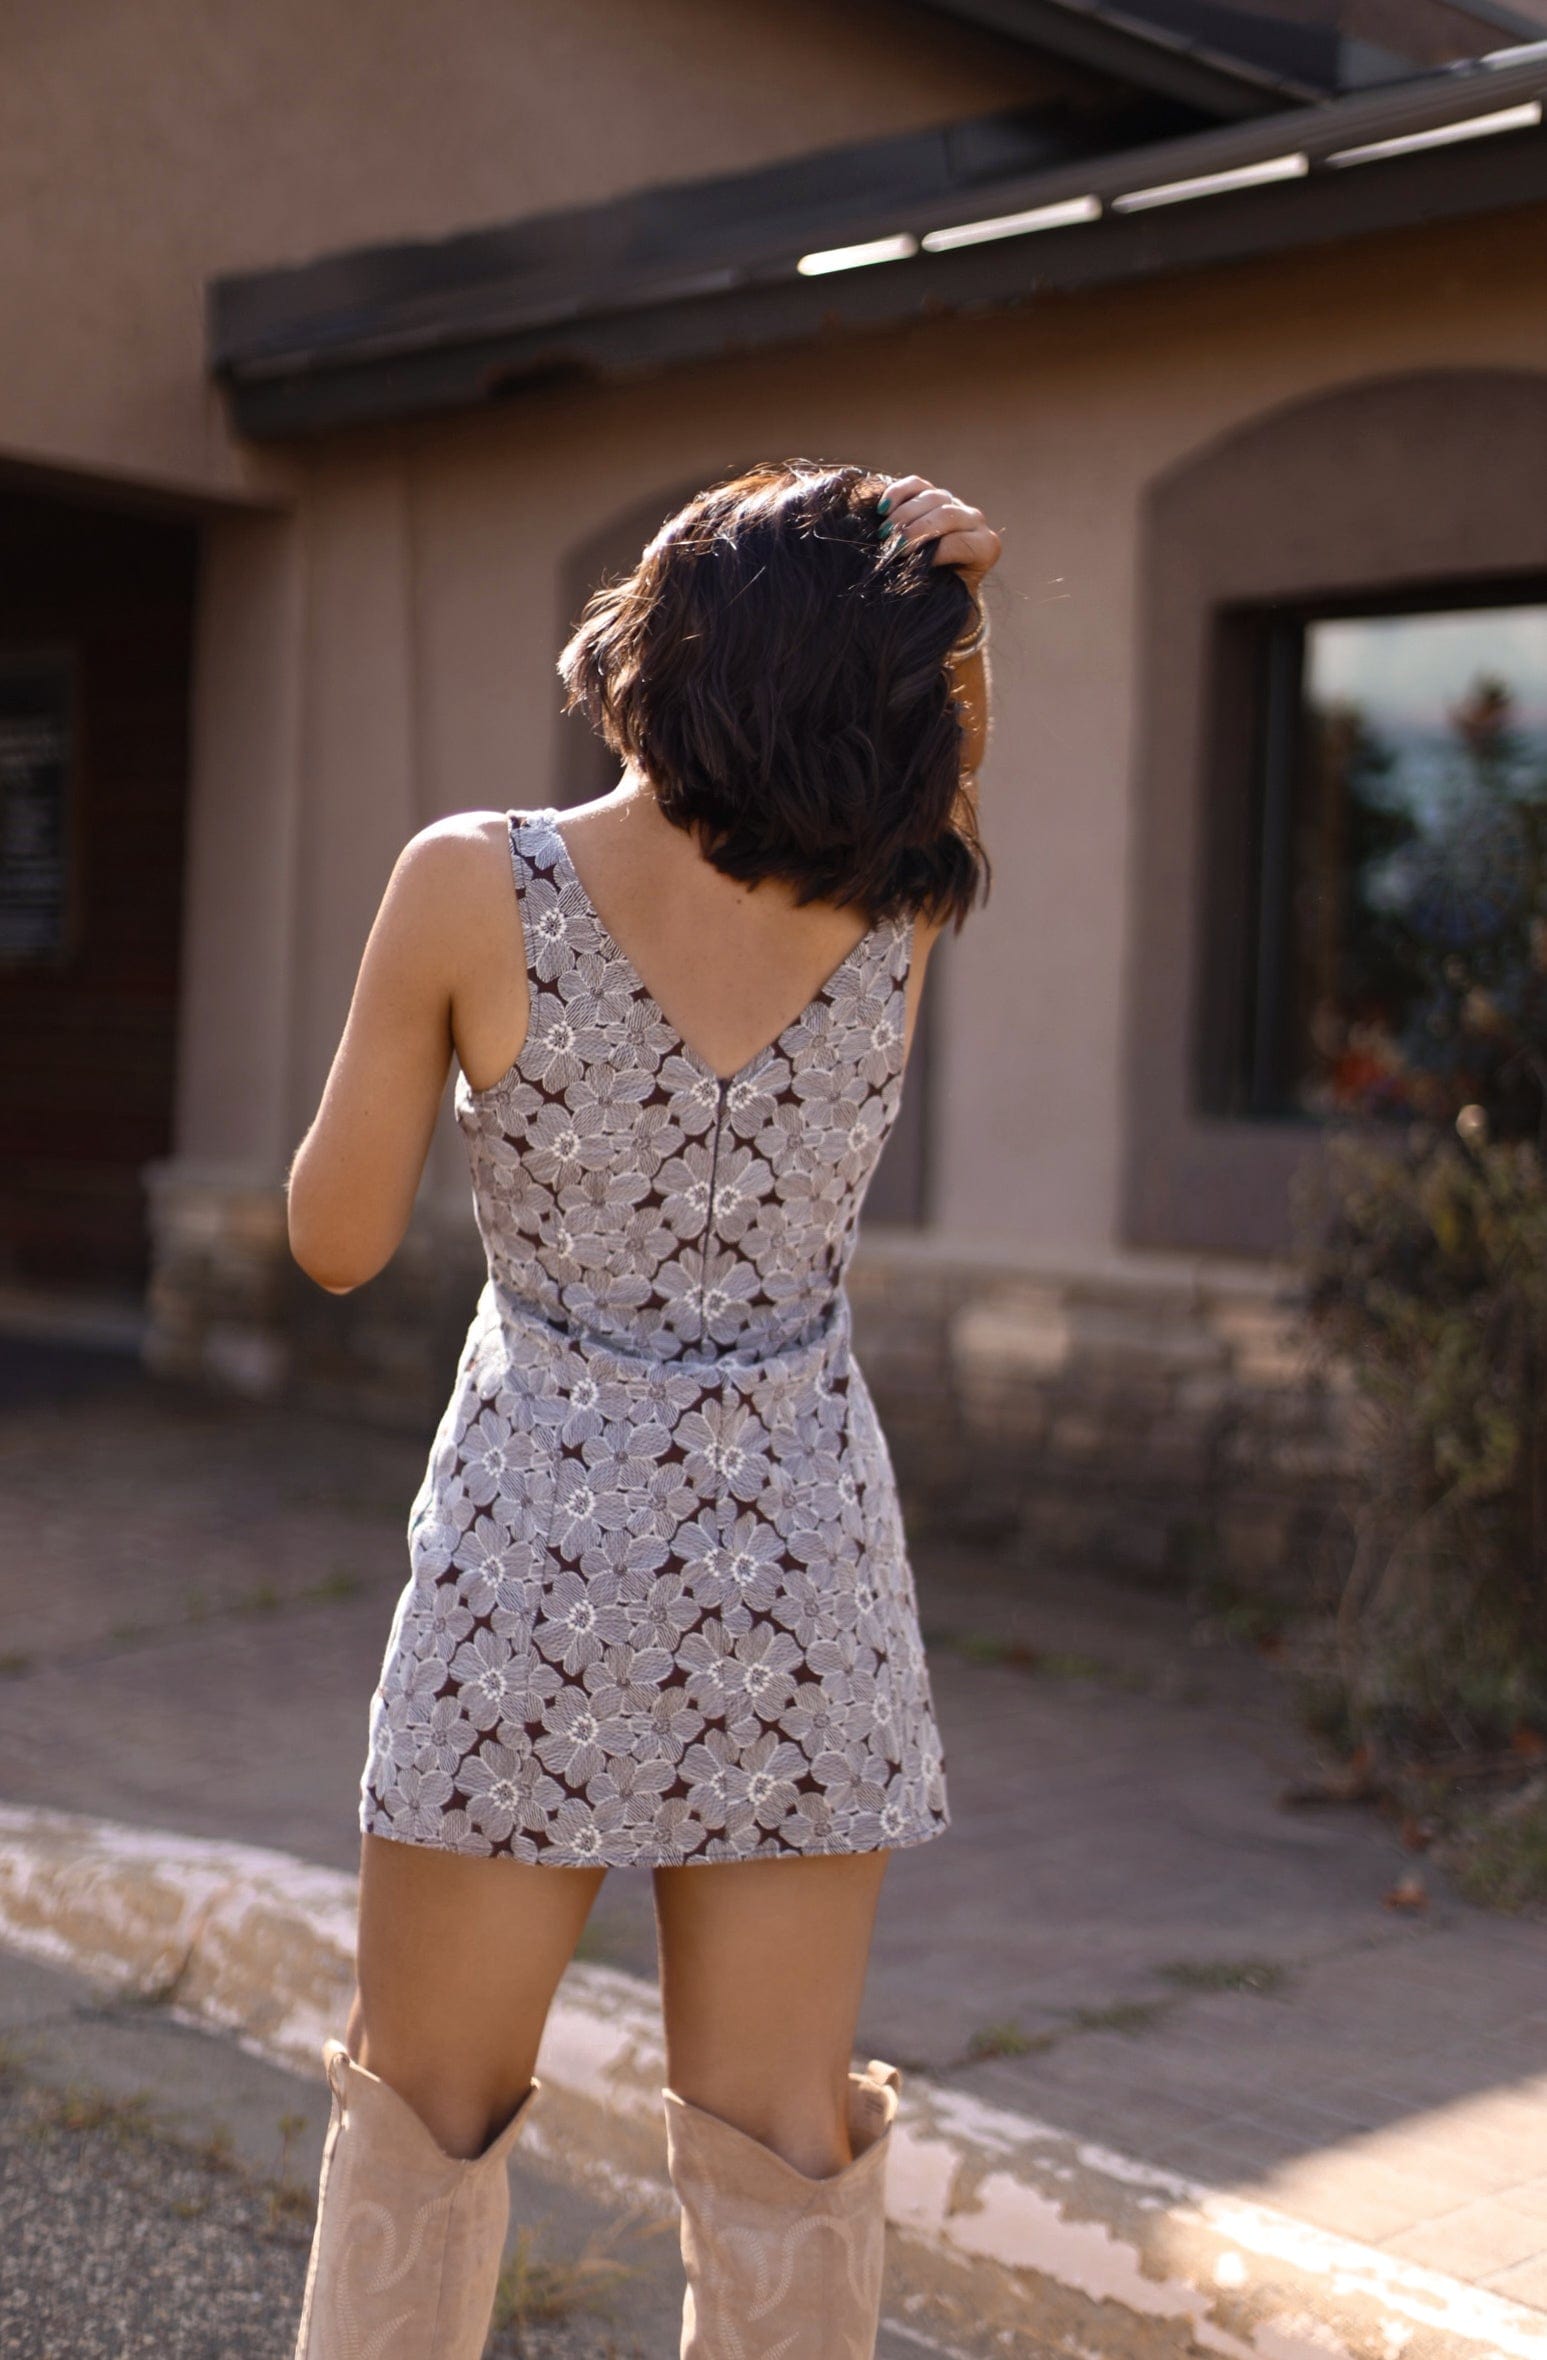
top-left (1287, 603), bottom-right (1547, 1126)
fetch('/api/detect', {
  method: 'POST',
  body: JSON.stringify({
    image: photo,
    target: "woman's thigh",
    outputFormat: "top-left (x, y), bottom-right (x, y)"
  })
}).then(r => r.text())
top-left (348, 1830), bottom-right (607, 2157)
top-left (652, 1849), bottom-right (890, 2176)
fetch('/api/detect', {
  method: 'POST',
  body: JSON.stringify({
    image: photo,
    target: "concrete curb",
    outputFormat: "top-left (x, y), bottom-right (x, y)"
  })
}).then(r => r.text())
top-left (1, 1801), bottom-right (1540, 2360)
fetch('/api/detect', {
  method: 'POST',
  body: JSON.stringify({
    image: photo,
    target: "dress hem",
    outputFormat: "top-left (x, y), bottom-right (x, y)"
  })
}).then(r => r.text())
top-left (357, 1805), bottom-right (952, 1871)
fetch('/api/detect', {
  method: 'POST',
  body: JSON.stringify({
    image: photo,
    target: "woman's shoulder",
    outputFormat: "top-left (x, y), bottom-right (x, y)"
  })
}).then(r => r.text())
top-left (397, 805), bottom-right (545, 882)
top-left (381, 810), bottom-right (539, 947)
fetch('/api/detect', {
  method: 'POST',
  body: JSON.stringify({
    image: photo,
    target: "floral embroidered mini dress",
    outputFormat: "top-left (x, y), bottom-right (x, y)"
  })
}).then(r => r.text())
top-left (359, 805), bottom-right (952, 1868)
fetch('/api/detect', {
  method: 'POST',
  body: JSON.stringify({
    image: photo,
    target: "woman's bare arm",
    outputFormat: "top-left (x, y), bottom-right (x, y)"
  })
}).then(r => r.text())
top-left (285, 824), bottom-right (477, 1294)
top-left (877, 473), bottom-right (999, 779)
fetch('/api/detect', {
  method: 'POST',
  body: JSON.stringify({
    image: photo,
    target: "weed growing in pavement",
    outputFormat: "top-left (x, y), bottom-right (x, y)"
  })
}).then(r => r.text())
top-left (1155, 1957), bottom-right (1291, 1996)
top-left (490, 2207), bottom-right (674, 2336)
top-left (963, 2021), bottom-right (1045, 2061)
top-left (309, 1567), bottom-right (365, 1600)
top-left (46, 2083), bottom-right (158, 2144)
top-left (266, 2109), bottom-right (314, 2231)
top-left (1036, 1649), bottom-right (1108, 1680)
top-left (925, 1625), bottom-right (1121, 1683)
top-left (1065, 2000), bottom-right (1171, 2038)
top-left (196, 2121), bottom-right (240, 2175)
top-left (955, 1996), bottom-right (1170, 2071)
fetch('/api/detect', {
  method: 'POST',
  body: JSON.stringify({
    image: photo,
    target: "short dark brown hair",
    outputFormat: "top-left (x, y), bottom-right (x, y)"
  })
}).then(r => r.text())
top-left (556, 458), bottom-right (990, 929)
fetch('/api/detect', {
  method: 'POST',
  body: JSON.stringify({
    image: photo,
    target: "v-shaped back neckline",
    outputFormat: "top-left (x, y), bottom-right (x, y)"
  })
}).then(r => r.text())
top-left (527, 805), bottom-right (896, 1092)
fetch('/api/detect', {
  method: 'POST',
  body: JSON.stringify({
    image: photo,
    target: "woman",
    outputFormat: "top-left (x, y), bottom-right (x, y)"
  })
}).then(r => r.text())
top-left (285, 458), bottom-right (1001, 2360)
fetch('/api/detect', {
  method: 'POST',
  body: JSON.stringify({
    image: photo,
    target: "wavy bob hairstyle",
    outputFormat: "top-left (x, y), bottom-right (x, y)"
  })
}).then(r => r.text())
top-left (556, 458), bottom-right (990, 930)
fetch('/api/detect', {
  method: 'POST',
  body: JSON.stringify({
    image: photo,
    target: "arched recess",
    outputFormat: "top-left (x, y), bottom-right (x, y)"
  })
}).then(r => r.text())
top-left (1121, 368), bottom-right (1547, 1257)
top-left (553, 486), bottom-right (935, 1227)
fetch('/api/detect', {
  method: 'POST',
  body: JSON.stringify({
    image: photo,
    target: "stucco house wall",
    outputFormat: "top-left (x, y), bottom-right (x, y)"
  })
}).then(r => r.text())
top-left (0, 0), bottom-right (1076, 502)
top-left (171, 199), bottom-right (1547, 1247)
top-left (5, 0), bottom-right (1546, 1584)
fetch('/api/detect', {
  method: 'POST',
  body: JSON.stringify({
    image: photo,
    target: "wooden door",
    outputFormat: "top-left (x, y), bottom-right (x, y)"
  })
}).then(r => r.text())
top-left (0, 485), bottom-right (199, 1293)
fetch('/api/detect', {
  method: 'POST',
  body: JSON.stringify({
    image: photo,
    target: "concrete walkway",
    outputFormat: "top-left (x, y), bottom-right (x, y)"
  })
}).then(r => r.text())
top-left (0, 1941), bottom-right (689, 2360)
top-left (3, 1336), bottom-right (1546, 2354)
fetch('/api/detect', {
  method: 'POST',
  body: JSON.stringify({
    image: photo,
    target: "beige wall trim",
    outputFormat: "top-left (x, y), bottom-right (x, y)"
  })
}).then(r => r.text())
top-left (211, 52), bottom-right (1547, 437)
top-left (1122, 365), bottom-right (1547, 1257)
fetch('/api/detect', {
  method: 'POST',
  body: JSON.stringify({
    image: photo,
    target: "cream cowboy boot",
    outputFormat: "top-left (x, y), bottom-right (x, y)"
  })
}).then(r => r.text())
top-left (292, 2034), bottom-right (542, 2359)
top-left (662, 2056), bottom-right (902, 2360)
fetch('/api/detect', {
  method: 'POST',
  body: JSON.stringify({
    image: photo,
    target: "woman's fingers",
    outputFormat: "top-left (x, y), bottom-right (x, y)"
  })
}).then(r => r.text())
top-left (877, 473), bottom-right (931, 512)
top-left (877, 477), bottom-right (1003, 580)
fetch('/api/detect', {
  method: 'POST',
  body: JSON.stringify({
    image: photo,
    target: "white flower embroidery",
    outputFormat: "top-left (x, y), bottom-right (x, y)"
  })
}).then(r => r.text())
top-left (361, 809), bottom-right (950, 1866)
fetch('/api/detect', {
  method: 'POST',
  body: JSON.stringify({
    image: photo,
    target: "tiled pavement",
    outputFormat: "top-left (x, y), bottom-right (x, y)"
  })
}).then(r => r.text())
top-left (3, 1334), bottom-right (1544, 2317)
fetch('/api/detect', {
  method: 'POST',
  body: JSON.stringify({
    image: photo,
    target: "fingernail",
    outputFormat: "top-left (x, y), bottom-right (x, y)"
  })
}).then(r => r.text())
top-left (877, 494), bottom-right (890, 516)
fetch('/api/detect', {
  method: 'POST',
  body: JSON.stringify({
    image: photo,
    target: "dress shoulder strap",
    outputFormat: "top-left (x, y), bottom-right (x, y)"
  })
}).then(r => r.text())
top-left (501, 806), bottom-right (562, 995)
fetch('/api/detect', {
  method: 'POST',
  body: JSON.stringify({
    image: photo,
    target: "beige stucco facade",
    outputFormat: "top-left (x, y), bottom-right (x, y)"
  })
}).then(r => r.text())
top-left (0, 0), bottom-right (1068, 503)
top-left (171, 201), bottom-right (1547, 1256)
top-left (4, 0), bottom-right (1545, 1580)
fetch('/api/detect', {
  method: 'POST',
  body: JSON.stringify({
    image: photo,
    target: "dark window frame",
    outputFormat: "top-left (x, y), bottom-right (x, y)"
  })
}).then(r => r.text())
top-left (1200, 568), bottom-right (1547, 1127)
top-left (1122, 368), bottom-right (1547, 1259)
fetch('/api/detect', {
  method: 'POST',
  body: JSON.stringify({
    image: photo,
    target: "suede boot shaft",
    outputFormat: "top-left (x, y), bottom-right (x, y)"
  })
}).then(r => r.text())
top-left (292, 2035), bottom-right (541, 2360)
top-left (663, 2056), bottom-right (902, 2360)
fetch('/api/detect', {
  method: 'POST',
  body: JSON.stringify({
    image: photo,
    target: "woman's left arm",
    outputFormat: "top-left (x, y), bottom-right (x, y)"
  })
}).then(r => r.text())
top-left (878, 474), bottom-right (1001, 776)
top-left (286, 825), bottom-right (471, 1295)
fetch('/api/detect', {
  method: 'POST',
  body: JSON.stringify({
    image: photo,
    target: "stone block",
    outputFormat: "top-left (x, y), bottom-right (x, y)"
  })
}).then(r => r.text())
top-left (202, 1323), bottom-right (289, 1400)
top-left (951, 1289), bottom-right (1071, 1379)
top-left (1062, 1298), bottom-right (1231, 1373)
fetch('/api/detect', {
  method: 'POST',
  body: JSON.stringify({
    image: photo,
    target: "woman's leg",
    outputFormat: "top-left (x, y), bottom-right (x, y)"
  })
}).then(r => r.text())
top-left (292, 1835), bottom-right (606, 2357)
top-left (653, 1851), bottom-right (899, 2359)
top-left (345, 1830), bottom-right (608, 2158)
top-left (652, 1849), bottom-right (890, 2170)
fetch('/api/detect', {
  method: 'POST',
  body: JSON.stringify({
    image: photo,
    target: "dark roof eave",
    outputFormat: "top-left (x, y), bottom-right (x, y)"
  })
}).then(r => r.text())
top-left (212, 47), bottom-right (1547, 439)
top-left (901, 0), bottom-right (1329, 113)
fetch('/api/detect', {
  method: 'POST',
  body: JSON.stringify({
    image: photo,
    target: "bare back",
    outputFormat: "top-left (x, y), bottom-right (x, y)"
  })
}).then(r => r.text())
top-left (452, 773), bottom-right (944, 1098)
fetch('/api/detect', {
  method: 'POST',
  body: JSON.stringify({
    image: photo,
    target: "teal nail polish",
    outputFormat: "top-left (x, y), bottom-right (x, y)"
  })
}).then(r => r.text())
top-left (877, 494), bottom-right (890, 516)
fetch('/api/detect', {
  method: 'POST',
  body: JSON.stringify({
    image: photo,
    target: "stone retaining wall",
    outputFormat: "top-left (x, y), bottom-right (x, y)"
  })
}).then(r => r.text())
top-left (847, 1243), bottom-right (1364, 1598)
top-left (142, 1165), bottom-right (1363, 1597)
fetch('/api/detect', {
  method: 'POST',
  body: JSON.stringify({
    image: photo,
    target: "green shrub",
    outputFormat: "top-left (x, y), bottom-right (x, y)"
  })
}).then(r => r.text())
top-left (1293, 1121), bottom-right (1547, 1763)
top-left (1288, 672), bottom-right (1547, 1773)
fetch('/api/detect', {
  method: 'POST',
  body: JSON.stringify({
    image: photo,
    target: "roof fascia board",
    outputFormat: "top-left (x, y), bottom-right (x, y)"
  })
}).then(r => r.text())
top-left (211, 48), bottom-right (1547, 435)
top-left (903, 0), bottom-right (1324, 112)
top-left (211, 99), bottom-right (1187, 371)
top-left (1447, 0), bottom-right (1547, 39)
top-left (221, 136), bottom-right (1547, 441)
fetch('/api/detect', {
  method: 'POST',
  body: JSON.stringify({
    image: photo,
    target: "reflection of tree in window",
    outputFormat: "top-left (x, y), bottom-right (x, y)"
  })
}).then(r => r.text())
top-left (1297, 645), bottom-right (1547, 1141)
top-left (1297, 695), bottom-right (1418, 1117)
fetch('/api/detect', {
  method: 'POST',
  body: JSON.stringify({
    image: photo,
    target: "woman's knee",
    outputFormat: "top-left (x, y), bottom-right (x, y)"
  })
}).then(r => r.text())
top-left (346, 1994), bottom-right (535, 2158)
top-left (670, 2066), bottom-right (857, 2178)
top-left (349, 1837), bottom-right (606, 2152)
top-left (653, 1851), bottom-right (889, 2173)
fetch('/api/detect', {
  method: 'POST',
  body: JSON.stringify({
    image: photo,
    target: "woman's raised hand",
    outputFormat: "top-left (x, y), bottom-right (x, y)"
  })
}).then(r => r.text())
top-left (876, 476), bottom-right (1002, 584)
